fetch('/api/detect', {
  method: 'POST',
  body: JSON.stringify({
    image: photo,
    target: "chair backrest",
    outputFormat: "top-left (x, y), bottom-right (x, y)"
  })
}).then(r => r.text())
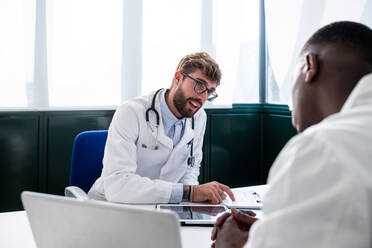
top-left (69, 130), bottom-right (108, 193)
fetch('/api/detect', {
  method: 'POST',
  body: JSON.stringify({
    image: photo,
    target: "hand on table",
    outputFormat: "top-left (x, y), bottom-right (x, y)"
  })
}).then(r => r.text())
top-left (192, 181), bottom-right (235, 204)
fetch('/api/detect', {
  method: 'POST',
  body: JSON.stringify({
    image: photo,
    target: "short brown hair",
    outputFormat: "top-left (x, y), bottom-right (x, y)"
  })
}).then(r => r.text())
top-left (176, 51), bottom-right (222, 85)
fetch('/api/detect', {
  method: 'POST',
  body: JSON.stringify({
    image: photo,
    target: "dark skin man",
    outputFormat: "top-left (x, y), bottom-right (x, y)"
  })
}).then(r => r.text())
top-left (211, 21), bottom-right (372, 248)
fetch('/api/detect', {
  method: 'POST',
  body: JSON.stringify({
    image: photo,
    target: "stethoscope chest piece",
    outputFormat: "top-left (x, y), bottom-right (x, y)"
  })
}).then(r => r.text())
top-left (187, 156), bottom-right (195, 167)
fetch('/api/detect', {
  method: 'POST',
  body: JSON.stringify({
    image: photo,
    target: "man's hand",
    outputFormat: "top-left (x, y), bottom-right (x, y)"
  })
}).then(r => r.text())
top-left (210, 212), bottom-right (232, 241)
top-left (211, 216), bottom-right (248, 248)
top-left (211, 208), bottom-right (258, 248)
top-left (230, 208), bottom-right (257, 231)
top-left (192, 181), bottom-right (235, 204)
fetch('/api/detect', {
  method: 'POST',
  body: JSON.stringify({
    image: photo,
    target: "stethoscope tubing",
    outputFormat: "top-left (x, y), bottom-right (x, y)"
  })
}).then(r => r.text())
top-left (145, 89), bottom-right (195, 167)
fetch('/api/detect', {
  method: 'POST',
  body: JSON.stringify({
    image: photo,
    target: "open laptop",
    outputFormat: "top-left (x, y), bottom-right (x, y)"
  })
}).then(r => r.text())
top-left (21, 191), bottom-right (182, 248)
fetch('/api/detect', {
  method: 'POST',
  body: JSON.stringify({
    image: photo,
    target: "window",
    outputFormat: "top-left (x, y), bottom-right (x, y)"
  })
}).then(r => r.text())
top-left (141, 0), bottom-right (259, 105)
top-left (213, 0), bottom-right (259, 104)
top-left (3, 0), bottom-right (369, 108)
top-left (47, 0), bottom-right (123, 107)
top-left (1, 0), bottom-right (259, 108)
top-left (142, 0), bottom-right (201, 95)
top-left (266, 0), bottom-right (372, 104)
top-left (0, 0), bottom-right (35, 107)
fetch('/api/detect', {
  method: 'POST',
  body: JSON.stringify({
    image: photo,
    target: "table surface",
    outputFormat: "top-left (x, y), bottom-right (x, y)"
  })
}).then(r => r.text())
top-left (0, 185), bottom-right (266, 248)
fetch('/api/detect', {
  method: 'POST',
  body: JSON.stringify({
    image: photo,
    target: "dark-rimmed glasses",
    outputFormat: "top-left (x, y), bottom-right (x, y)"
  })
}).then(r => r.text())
top-left (181, 72), bottom-right (218, 102)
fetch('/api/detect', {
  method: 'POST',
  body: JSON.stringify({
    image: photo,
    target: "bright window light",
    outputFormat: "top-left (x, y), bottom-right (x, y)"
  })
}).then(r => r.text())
top-left (266, 0), bottom-right (371, 104)
top-left (142, 0), bottom-right (202, 95)
top-left (142, 0), bottom-right (259, 105)
top-left (46, 0), bottom-right (123, 107)
top-left (0, 0), bottom-right (35, 108)
top-left (213, 0), bottom-right (259, 104)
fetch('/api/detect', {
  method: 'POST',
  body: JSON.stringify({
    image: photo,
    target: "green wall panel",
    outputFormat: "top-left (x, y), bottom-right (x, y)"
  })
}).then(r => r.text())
top-left (209, 113), bottom-right (262, 187)
top-left (0, 114), bottom-right (40, 211)
top-left (47, 112), bottom-right (114, 195)
top-left (0, 105), bottom-right (296, 212)
top-left (262, 114), bottom-right (297, 182)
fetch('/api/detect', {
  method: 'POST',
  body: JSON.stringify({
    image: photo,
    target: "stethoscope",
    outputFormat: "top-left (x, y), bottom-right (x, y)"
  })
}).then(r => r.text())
top-left (145, 89), bottom-right (195, 167)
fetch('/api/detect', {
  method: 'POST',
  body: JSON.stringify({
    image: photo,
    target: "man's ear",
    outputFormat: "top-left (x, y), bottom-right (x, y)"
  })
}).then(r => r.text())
top-left (304, 53), bottom-right (318, 83)
top-left (174, 71), bottom-right (182, 87)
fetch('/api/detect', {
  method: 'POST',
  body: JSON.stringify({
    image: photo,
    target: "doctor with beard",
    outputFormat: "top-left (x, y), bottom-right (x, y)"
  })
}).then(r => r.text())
top-left (89, 52), bottom-right (235, 204)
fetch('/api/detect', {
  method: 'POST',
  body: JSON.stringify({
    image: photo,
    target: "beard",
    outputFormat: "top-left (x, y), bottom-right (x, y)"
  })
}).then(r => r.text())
top-left (173, 87), bottom-right (202, 118)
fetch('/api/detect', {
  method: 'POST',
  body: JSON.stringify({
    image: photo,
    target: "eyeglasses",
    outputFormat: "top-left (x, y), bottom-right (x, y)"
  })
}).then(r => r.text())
top-left (181, 72), bottom-right (218, 102)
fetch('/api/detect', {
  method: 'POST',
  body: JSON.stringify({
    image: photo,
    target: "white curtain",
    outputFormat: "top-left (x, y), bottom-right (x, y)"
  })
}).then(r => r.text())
top-left (266, 0), bottom-right (372, 104)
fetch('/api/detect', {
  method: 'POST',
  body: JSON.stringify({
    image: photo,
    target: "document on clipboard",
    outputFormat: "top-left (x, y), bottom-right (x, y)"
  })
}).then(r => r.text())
top-left (222, 188), bottom-right (262, 209)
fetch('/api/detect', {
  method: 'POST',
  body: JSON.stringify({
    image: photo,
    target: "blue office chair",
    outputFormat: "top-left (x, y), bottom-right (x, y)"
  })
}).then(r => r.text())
top-left (65, 130), bottom-right (108, 199)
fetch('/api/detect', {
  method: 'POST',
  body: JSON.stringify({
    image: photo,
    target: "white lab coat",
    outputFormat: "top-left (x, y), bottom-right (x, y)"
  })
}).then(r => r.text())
top-left (88, 89), bottom-right (206, 203)
top-left (247, 73), bottom-right (372, 248)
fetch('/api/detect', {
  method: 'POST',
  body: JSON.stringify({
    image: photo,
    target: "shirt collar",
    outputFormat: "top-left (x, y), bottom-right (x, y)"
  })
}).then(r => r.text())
top-left (159, 89), bottom-right (186, 134)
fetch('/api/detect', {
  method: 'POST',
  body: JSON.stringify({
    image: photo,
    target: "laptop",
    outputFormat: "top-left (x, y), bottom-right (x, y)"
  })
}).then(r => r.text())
top-left (21, 191), bottom-right (182, 248)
